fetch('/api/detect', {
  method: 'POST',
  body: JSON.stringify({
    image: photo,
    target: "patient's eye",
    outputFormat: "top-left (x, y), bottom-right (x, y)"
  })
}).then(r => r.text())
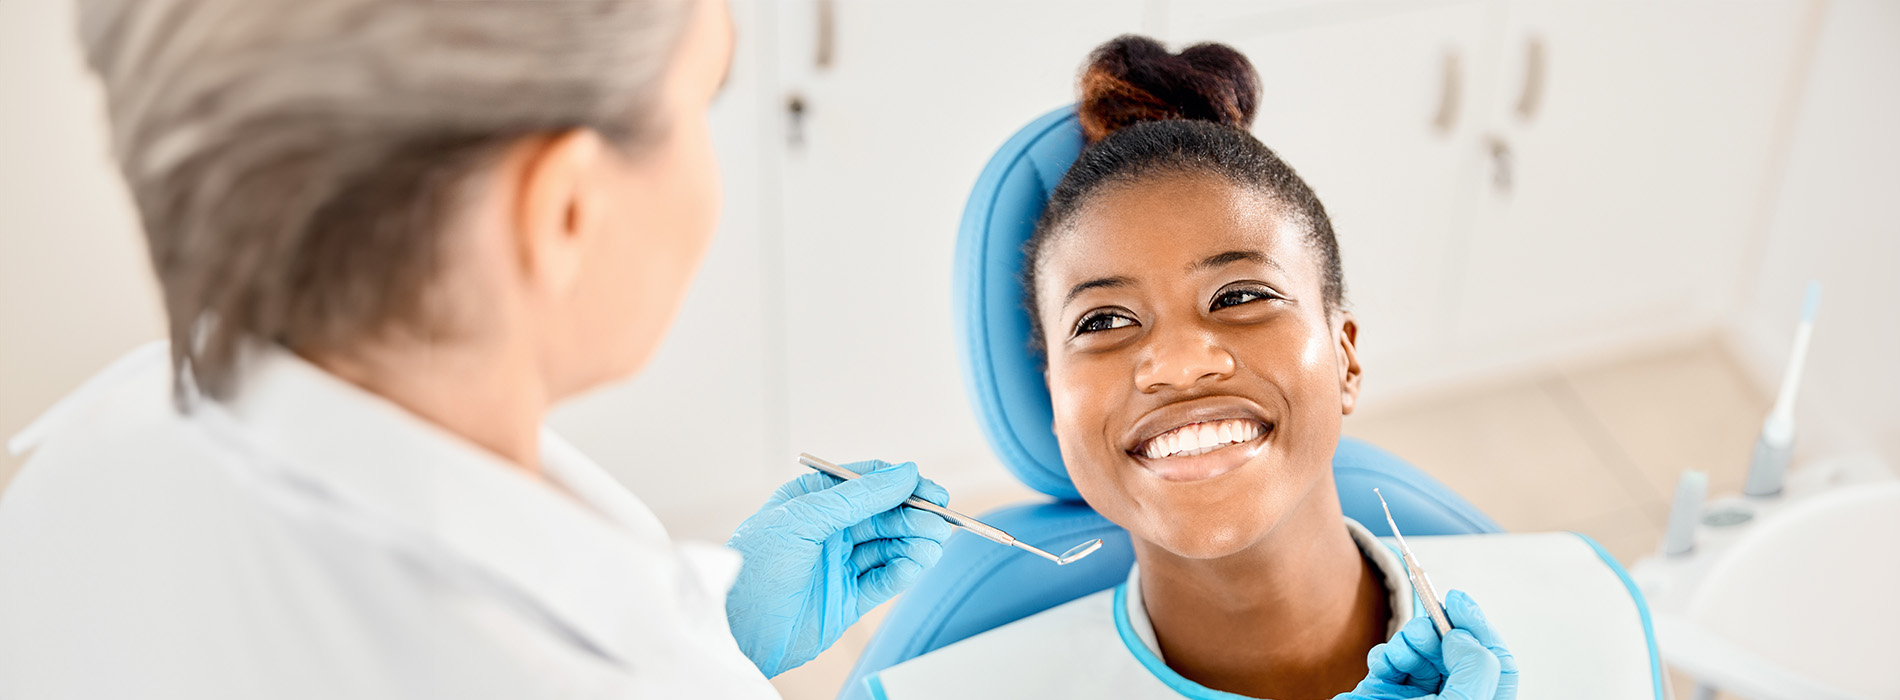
top-left (1074, 310), bottom-right (1138, 335)
top-left (1211, 285), bottom-right (1279, 311)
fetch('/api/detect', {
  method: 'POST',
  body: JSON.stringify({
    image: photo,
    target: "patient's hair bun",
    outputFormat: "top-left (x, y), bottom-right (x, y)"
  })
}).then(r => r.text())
top-left (1078, 35), bottom-right (1260, 144)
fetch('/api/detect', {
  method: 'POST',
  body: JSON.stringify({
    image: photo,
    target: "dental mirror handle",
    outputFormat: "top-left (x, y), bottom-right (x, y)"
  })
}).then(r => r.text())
top-left (796, 454), bottom-right (1017, 546)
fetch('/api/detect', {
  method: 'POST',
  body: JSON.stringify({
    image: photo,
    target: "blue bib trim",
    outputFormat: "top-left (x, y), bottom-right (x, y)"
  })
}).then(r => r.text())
top-left (865, 673), bottom-right (891, 700)
top-left (1573, 533), bottom-right (1665, 699)
top-left (1111, 582), bottom-right (1261, 700)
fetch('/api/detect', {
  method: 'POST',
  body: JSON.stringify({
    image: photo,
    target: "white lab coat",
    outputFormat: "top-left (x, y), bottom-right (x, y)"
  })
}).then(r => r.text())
top-left (0, 342), bottom-right (781, 699)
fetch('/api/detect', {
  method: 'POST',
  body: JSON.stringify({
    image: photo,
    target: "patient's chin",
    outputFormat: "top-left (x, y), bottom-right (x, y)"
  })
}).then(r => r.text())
top-left (1141, 520), bottom-right (1267, 561)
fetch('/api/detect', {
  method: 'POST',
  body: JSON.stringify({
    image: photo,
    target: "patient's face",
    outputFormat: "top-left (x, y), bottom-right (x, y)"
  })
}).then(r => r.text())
top-left (1035, 173), bottom-right (1360, 559)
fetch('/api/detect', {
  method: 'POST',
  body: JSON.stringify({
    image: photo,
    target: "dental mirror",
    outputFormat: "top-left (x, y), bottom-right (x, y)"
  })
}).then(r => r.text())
top-left (798, 453), bottom-right (1103, 566)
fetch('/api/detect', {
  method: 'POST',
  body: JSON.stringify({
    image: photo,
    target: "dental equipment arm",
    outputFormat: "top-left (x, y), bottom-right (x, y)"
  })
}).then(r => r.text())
top-left (1745, 280), bottom-right (1821, 497)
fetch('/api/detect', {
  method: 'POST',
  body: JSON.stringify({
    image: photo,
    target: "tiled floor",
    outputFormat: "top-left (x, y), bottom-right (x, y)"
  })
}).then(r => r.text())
top-left (774, 339), bottom-right (1772, 700)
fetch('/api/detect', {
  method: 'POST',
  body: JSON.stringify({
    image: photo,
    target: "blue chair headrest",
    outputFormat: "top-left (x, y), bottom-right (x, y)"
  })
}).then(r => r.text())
top-left (953, 105), bottom-right (1086, 500)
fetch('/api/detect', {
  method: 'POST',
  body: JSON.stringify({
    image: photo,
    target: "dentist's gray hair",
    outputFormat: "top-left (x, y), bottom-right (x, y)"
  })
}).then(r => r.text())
top-left (76, 0), bottom-right (696, 402)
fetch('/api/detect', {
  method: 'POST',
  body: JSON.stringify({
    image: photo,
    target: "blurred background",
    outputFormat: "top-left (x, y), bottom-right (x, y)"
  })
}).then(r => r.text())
top-left (3, 0), bottom-right (1896, 698)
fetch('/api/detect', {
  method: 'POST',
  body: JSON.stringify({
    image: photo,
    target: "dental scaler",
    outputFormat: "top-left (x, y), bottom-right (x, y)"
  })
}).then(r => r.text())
top-left (1376, 488), bottom-right (1453, 635)
top-left (797, 454), bottom-right (1103, 566)
top-left (1744, 281), bottom-right (1821, 498)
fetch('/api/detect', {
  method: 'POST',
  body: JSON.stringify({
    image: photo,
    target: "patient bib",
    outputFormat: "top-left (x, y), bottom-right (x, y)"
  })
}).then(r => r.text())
top-left (867, 530), bottom-right (1660, 700)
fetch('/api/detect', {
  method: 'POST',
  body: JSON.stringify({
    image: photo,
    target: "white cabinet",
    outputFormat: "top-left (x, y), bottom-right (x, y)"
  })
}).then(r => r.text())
top-left (1456, 0), bottom-right (1813, 366)
top-left (1160, 0), bottom-right (1812, 399)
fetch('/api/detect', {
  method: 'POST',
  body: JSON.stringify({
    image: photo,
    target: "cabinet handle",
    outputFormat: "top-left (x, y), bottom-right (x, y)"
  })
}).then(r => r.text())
top-left (1517, 35), bottom-right (1546, 122)
top-left (1432, 48), bottom-right (1462, 136)
top-left (815, 0), bottom-right (835, 70)
top-left (785, 93), bottom-right (808, 147)
top-left (1485, 133), bottom-right (1514, 195)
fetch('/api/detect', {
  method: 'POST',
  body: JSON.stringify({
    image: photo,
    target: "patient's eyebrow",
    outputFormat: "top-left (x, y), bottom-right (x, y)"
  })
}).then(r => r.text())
top-left (1192, 250), bottom-right (1283, 273)
top-left (1063, 276), bottom-right (1134, 307)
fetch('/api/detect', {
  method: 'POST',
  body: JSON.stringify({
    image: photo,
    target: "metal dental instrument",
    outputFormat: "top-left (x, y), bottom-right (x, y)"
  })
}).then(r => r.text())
top-left (798, 453), bottom-right (1103, 566)
top-left (1376, 488), bottom-right (1454, 636)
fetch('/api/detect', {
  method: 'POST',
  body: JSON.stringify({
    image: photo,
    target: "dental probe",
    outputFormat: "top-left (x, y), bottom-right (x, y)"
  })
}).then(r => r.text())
top-left (1375, 488), bottom-right (1453, 636)
top-left (798, 454), bottom-right (1103, 566)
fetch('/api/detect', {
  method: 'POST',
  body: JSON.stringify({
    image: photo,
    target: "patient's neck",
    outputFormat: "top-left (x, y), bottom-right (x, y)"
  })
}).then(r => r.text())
top-left (1135, 486), bottom-right (1390, 700)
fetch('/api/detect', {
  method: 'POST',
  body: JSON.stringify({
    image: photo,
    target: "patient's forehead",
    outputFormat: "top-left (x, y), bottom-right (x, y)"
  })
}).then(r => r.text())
top-left (1041, 174), bottom-right (1306, 290)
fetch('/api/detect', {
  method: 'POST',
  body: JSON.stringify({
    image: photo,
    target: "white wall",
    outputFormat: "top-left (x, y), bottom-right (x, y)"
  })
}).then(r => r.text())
top-left (1724, 0), bottom-right (1900, 465)
top-left (0, 0), bottom-right (165, 488)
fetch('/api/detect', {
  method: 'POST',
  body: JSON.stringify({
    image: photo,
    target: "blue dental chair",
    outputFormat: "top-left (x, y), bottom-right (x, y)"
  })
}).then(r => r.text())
top-left (835, 107), bottom-right (1504, 700)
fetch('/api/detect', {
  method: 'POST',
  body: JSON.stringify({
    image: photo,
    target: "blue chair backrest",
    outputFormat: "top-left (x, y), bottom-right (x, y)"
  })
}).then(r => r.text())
top-left (836, 106), bottom-right (1503, 700)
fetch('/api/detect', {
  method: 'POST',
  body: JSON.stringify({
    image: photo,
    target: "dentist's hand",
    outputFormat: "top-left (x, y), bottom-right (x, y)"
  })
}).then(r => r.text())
top-left (1335, 590), bottom-right (1518, 700)
top-left (725, 460), bottom-right (952, 678)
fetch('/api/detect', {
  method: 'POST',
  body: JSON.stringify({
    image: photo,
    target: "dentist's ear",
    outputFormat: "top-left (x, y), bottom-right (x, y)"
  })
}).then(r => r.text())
top-left (514, 128), bottom-right (608, 296)
top-left (1335, 312), bottom-right (1363, 415)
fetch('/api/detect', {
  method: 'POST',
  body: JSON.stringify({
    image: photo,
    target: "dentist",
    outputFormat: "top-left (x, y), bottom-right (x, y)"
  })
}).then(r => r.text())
top-left (0, 0), bottom-right (950, 697)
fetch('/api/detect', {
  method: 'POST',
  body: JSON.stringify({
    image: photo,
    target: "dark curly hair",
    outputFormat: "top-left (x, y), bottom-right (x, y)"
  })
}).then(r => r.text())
top-left (1025, 35), bottom-right (1344, 351)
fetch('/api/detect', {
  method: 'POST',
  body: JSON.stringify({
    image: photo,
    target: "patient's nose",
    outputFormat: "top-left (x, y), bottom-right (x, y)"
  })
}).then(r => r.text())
top-left (1135, 322), bottom-right (1235, 393)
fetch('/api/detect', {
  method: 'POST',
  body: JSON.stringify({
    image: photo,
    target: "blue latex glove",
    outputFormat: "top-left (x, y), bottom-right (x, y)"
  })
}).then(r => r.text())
top-left (1336, 590), bottom-right (1519, 700)
top-left (724, 460), bottom-right (952, 678)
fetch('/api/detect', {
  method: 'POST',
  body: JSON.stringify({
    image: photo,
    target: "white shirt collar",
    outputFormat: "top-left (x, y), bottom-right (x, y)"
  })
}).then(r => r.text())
top-left (204, 344), bottom-right (741, 666)
top-left (1122, 517), bottom-right (1416, 660)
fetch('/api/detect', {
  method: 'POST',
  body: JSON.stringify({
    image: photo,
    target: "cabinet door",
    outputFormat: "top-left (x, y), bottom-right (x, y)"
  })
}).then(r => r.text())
top-left (1166, 0), bottom-right (1494, 392)
top-left (1454, 0), bottom-right (1811, 356)
top-left (771, 0), bottom-right (1151, 483)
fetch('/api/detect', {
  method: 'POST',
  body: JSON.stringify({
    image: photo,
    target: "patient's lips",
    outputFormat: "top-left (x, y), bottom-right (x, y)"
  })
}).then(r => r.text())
top-left (1131, 417), bottom-right (1270, 482)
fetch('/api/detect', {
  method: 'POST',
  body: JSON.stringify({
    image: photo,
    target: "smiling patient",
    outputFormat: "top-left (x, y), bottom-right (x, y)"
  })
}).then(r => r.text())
top-left (865, 36), bottom-right (1661, 700)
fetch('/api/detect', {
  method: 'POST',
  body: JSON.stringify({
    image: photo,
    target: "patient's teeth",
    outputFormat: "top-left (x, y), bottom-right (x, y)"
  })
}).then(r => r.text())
top-left (1140, 420), bottom-right (1274, 459)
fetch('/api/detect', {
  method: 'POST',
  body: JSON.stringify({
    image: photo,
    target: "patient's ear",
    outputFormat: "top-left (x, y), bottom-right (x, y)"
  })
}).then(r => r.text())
top-left (1335, 312), bottom-right (1362, 415)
